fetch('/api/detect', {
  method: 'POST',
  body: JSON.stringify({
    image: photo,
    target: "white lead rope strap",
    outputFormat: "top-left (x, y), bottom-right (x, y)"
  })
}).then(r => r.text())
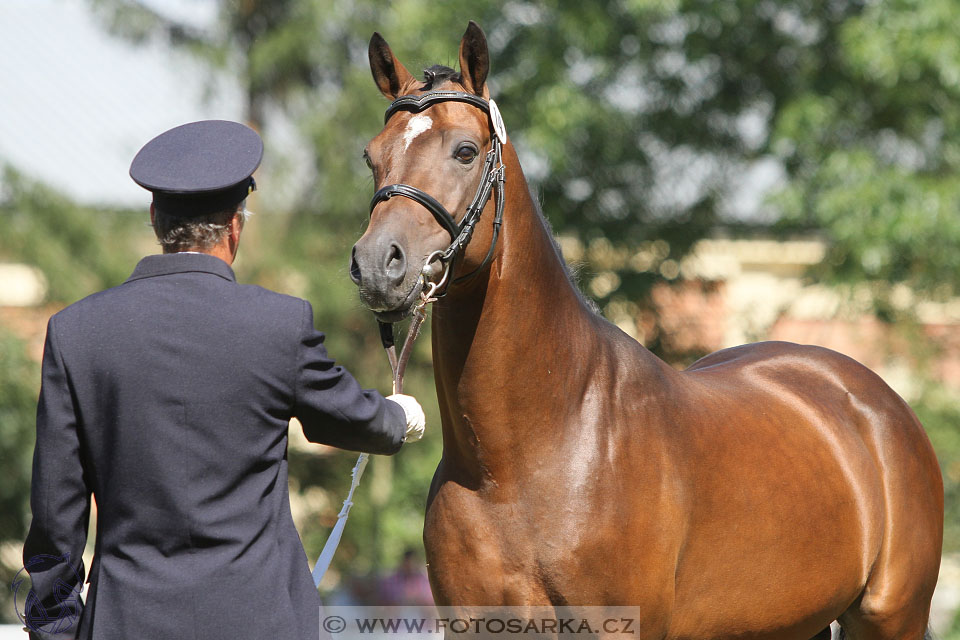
top-left (311, 452), bottom-right (369, 587)
top-left (310, 288), bottom-right (434, 588)
top-left (310, 378), bottom-right (399, 588)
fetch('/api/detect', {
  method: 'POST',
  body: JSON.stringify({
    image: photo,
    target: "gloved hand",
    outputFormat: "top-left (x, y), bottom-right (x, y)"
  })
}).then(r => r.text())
top-left (387, 394), bottom-right (426, 443)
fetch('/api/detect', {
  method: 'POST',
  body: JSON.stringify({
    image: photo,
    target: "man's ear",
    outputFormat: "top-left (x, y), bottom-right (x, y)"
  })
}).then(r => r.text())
top-left (227, 211), bottom-right (243, 257)
top-left (231, 211), bottom-right (243, 241)
top-left (149, 203), bottom-right (156, 227)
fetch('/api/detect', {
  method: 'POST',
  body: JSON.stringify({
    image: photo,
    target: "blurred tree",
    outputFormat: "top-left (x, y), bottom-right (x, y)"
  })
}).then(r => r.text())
top-left (87, 0), bottom-right (960, 305)
top-left (914, 386), bottom-right (960, 551)
top-left (946, 607), bottom-right (960, 640)
top-left (87, 0), bottom-right (326, 131)
top-left (0, 167), bottom-right (146, 303)
top-left (0, 328), bottom-right (40, 623)
top-left (773, 0), bottom-right (960, 299)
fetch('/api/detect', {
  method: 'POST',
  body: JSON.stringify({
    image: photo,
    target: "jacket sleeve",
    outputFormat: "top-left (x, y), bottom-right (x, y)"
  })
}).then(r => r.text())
top-left (22, 317), bottom-right (90, 639)
top-left (293, 300), bottom-right (406, 454)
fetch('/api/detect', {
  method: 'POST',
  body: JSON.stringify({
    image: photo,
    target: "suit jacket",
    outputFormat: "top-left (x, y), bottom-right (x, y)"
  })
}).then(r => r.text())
top-left (23, 253), bottom-right (406, 640)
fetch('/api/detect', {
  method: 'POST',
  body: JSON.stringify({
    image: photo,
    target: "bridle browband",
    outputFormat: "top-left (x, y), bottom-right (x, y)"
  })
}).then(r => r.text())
top-left (369, 90), bottom-right (506, 292)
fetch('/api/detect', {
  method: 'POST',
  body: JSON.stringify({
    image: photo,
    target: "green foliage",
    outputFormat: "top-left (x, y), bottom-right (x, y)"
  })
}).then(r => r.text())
top-left (913, 384), bottom-right (960, 552)
top-left (0, 167), bottom-right (148, 304)
top-left (92, 0), bottom-right (877, 302)
top-left (0, 328), bottom-right (40, 623)
top-left (946, 608), bottom-right (960, 640)
top-left (0, 329), bottom-right (38, 541)
top-left (773, 0), bottom-right (960, 299)
top-left (774, 153), bottom-right (960, 295)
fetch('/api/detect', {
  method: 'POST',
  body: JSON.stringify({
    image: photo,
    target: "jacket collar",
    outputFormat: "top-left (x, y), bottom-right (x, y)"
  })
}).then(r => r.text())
top-left (125, 252), bottom-right (237, 284)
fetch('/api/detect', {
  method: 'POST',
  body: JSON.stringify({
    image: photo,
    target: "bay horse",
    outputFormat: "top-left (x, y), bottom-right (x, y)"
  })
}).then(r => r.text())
top-left (349, 21), bottom-right (944, 640)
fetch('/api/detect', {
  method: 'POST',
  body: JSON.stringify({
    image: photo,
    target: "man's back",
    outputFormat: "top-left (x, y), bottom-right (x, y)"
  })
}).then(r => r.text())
top-left (26, 253), bottom-right (404, 639)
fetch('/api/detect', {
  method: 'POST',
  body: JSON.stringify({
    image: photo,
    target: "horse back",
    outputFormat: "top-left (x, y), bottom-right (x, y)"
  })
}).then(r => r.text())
top-left (682, 340), bottom-right (931, 455)
top-left (678, 340), bottom-right (940, 527)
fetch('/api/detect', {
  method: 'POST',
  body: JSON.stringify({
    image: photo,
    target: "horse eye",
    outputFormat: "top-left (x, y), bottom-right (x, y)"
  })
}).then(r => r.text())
top-left (455, 145), bottom-right (478, 164)
top-left (363, 152), bottom-right (374, 171)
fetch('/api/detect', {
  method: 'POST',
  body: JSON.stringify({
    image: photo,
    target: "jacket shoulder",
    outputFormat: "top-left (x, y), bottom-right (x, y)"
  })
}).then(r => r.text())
top-left (48, 282), bottom-right (130, 323)
top-left (233, 284), bottom-right (310, 316)
top-left (49, 279), bottom-right (311, 340)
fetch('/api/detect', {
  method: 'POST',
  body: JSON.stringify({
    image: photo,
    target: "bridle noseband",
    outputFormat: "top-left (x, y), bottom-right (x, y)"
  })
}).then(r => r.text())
top-left (369, 90), bottom-right (507, 293)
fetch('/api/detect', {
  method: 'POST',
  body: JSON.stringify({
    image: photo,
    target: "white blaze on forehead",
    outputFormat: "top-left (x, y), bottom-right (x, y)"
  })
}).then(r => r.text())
top-left (402, 114), bottom-right (433, 151)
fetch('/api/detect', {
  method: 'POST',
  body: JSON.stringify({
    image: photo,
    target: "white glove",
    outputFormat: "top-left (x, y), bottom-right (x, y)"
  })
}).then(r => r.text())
top-left (387, 394), bottom-right (426, 443)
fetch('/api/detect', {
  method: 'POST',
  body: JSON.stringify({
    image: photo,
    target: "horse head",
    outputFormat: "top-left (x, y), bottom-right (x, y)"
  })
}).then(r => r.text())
top-left (350, 22), bottom-right (504, 322)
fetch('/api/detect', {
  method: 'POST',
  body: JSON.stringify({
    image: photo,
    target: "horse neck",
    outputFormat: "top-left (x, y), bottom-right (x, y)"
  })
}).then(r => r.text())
top-left (430, 142), bottom-right (602, 485)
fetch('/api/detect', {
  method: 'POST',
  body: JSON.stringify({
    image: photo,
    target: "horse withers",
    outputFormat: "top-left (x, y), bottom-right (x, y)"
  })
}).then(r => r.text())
top-left (349, 21), bottom-right (944, 640)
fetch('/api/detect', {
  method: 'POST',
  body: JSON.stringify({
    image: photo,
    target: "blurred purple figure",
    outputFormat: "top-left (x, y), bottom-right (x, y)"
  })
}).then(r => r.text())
top-left (379, 549), bottom-right (433, 607)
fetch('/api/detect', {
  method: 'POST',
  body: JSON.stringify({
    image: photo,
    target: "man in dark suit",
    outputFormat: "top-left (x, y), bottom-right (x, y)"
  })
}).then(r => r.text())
top-left (21, 120), bottom-right (425, 639)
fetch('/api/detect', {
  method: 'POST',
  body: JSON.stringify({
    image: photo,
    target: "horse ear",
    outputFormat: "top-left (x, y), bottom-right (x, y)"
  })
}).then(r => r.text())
top-left (369, 32), bottom-right (414, 100)
top-left (458, 21), bottom-right (490, 98)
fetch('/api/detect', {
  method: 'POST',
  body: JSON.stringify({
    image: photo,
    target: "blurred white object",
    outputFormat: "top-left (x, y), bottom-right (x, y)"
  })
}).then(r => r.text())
top-left (0, 263), bottom-right (47, 306)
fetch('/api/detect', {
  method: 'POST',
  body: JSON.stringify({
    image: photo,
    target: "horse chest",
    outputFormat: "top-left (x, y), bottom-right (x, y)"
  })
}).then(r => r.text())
top-left (424, 480), bottom-right (553, 604)
top-left (424, 470), bottom-right (677, 612)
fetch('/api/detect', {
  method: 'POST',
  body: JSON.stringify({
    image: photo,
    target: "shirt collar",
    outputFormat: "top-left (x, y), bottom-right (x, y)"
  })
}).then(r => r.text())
top-left (124, 252), bottom-right (237, 284)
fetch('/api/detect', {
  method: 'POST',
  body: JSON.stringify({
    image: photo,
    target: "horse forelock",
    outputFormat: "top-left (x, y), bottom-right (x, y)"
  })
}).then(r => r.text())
top-left (421, 64), bottom-right (461, 91)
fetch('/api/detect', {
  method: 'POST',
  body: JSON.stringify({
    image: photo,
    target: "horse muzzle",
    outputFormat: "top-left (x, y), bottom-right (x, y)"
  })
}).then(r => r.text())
top-left (349, 236), bottom-right (424, 322)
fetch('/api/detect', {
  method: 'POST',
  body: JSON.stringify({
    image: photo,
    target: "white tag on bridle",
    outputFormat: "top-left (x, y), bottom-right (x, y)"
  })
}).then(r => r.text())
top-left (489, 98), bottom-right (508, 144)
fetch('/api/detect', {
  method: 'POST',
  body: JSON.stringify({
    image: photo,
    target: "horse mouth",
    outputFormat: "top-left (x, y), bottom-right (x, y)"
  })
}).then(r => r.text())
top-left (364, 279), bottom-right (423, 323)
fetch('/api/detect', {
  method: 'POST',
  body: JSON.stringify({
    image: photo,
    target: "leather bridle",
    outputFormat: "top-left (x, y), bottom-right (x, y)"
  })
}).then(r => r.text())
top-left (369, 90), bottom-right (507, 292)
top-left (315, 96), bottom-right (508, 590)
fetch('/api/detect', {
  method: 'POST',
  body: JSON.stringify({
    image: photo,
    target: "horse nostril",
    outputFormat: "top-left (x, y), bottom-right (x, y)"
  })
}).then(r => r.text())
top-left (384, 242), bottom-right (406, 285)
top-left (349, 246), bottom-right (362, 285)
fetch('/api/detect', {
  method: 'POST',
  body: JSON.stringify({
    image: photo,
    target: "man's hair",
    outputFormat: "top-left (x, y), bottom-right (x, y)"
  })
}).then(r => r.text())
top-left (152, 200), bottom-right (247, 253)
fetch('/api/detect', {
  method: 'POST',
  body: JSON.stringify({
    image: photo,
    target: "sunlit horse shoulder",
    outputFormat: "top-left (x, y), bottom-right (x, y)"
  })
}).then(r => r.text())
top-left (349, 21), bottom-right (944, 640)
